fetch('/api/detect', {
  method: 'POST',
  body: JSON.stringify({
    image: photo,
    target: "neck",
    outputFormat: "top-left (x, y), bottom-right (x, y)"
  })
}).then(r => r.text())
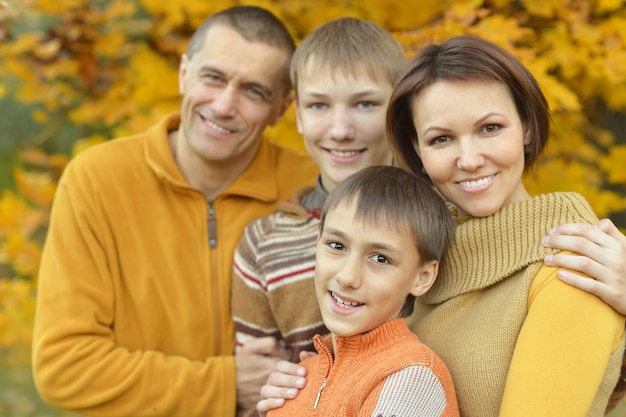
top-left (168, 130), bottom-right (251, 201)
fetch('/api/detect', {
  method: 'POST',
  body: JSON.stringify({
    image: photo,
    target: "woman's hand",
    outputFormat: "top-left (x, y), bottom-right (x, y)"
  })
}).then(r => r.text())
top-left (543, 219), bottom-right (626, 314)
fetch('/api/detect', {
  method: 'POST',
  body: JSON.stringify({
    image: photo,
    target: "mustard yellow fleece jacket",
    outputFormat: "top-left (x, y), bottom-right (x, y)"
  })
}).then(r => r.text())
top-left (32, 113), bottom-right (317, 417)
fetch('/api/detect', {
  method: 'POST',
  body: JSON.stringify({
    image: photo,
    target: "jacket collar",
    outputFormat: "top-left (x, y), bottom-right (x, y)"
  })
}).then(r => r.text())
top-left (144, 113), bottom-right (279, 202)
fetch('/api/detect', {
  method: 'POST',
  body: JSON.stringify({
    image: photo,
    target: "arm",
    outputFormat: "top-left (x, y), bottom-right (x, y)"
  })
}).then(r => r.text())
top-left (543, 219), bottom-right (626, 314)
top-left (32, 169), bottom-right (236, 417)
top-left (232, 229), bottom-right (284, 350)
top-left (232, 226), bottom-right (290, 412)
top-left (499, 261), bottom-right (625, 416)
top-left (360, 365), bottom-right (460, 417)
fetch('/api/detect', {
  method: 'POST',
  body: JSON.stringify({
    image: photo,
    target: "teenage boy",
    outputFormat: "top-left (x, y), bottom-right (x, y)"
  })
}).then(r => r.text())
top-left (231, 17), bottom-right (405, 368)
top-left (266, 165), bottom-right (459, 416)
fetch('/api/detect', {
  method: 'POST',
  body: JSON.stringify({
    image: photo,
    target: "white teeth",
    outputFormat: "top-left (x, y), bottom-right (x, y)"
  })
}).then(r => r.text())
top-left (459, 175), bottom-right (494, 189)
top-left (204, 118), bottom-right (231, 134)
top-left (331, 291), bottom-right (363, 308)
top-left (329, 150), bottom-right (360, 157)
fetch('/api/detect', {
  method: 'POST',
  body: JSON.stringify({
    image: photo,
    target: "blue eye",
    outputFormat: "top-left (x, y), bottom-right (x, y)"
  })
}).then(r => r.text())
top-left (203, 73), bottom-right (222, 83)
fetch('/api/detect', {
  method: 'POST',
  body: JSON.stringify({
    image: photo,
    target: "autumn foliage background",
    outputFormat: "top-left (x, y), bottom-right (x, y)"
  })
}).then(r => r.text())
top-left (1, 0), bottom-right (626, 415)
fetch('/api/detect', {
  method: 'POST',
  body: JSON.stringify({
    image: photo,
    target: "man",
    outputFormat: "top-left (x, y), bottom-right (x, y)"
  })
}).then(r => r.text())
top-left (32, 6), bottom-right (317, 417)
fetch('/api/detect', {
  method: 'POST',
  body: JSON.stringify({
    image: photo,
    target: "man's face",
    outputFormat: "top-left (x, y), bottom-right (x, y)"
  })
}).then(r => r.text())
top-left (177, 24), bottom-right (292, 170)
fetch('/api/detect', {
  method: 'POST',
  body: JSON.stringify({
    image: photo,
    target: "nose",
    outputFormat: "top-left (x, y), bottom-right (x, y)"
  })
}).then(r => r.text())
top-left (456, 137), bottom-right (485, 171)
top-left (329, 108), bottom-right (355, 141)
top-left (211, 86), bottom-right (237, 118)
top-left (335, 255), bottom-right (362, 289)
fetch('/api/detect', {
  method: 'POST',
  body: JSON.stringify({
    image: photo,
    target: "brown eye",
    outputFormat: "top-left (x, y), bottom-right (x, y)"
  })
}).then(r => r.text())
top-left (371, 254), bottom-right (390, 264)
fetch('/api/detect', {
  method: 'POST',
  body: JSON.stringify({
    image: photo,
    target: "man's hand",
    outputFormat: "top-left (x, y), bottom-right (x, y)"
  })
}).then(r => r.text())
top-left (543, 219), bottom-right (626, 314)
top-left (256, 360), bottom-right (308, 417)
top-left (235, 337), bottom-right (290, 411)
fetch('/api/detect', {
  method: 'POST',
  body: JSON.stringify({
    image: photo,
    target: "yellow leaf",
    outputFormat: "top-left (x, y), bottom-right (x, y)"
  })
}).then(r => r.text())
top-left (2, 233), bottom-right (42, 277)
top-left (595, 0), bottom-right (625, 14)
top-left (0, 279), bottom-right (36, 347)
top-left (32, 37), bottom-right (61, 60)
top-left (31, 108), bottom-right (49, 123)
top-left (94, 32), bottom-right (129, 58)
top-left (13, 167), bottom-right (57, 210)
top-left (33, 0), bottom-right (85, 14)
top-left (601, 145), bottom-right (626, 184)
top-left (128, 45), bottom-right (179, 106)
top-left (521, 0), bottom-right (556, 18)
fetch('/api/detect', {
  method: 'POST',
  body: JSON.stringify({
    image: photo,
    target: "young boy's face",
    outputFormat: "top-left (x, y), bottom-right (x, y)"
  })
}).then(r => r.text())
top-left (295, 69), bottom-right (393, 193)
top-left (315, 200), bottom-right (437, 337)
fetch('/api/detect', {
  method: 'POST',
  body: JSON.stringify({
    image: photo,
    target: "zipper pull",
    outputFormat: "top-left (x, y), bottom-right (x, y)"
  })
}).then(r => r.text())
top-left (313, 378), bottom-right (327, 410)
top-left (208, 201), bottom-right (217, 248)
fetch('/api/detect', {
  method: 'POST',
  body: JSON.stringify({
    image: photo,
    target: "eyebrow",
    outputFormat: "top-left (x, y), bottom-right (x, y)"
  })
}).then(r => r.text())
top-left (473, 112), bottom-right (503, 127)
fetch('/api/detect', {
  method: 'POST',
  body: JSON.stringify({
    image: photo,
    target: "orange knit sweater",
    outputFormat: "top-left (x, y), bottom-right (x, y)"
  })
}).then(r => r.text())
top-left (268, 318), bottom-right (459, 417)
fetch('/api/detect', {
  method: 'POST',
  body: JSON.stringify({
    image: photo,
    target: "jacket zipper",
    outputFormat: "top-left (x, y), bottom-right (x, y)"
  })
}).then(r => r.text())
top-left (208, 201), bottom-right (217, 248)
top-left (313, 377), bottom-right (327, 410)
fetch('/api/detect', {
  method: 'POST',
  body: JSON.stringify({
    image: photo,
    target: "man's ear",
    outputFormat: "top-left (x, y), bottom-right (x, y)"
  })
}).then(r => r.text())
top-left (178, 54), bottom-right (189, 95)
top-left (410, 260), bottom-right (439, 297)
top-left (270, 92), bottom-right (294, 127)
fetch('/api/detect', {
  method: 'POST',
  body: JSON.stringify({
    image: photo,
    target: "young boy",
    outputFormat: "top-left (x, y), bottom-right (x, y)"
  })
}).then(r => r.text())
top-left (266, 165), bottom-right (459, 416)
top-left (232, 17), bottom-right (405, 362)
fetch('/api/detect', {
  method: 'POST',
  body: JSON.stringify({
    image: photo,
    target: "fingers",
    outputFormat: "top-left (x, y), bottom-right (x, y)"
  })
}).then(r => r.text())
top-left (597, 218), bottom-right (626, 245)
top-left (557, 269), bottom-right (626, 315)
top-left (275, 359), bottom-right (307, 379)
top-left (256, 397), bottom-right (286, 417)
top-left (298, 350), bottom-right (317, 362)
top-left (544, 252), bottom-right (599, 281)
top-left (543, 223), bottom-right (607, 257)
top-left (543, 220), bottom-right (626, 315)
top-left (240, 336), bottom-right (278, 355)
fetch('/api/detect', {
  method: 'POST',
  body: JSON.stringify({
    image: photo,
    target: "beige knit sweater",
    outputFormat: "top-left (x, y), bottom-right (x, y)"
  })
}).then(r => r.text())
top-left (407, 192), bottom-right (625, 417)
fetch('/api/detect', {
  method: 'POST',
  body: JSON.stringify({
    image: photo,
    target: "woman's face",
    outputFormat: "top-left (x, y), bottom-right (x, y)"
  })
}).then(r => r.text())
top-left (410, 80), bottom-right (531, 217)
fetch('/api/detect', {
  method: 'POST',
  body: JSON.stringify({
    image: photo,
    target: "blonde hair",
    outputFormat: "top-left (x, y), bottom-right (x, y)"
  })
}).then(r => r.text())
top-left (290, 17), bottom-right (407, 96)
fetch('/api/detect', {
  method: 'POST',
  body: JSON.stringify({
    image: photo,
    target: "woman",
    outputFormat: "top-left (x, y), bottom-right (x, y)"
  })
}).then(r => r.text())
top-left (386, 35), bottom-right (623, 417)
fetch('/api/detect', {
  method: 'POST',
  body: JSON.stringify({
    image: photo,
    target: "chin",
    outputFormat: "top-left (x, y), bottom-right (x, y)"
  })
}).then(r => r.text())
top-left (465, 207), bottom-right (499, 218)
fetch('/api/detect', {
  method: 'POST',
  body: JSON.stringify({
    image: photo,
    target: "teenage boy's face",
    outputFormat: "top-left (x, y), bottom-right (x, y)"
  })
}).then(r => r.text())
top-left (296, 70), bottom-right (393, 193)
top-left (315, 200), bottom-right (436, 337)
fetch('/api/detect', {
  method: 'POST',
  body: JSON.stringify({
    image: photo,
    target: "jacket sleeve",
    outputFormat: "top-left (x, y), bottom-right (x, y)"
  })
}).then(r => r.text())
top-left (499, 260), bottom-right (625, 416)
top-left (360, 363), bottom-right (460, 417)
top-left (232, 223), bottom-right (280, 350)
top-left (32, 167), bottom-right (237, 417)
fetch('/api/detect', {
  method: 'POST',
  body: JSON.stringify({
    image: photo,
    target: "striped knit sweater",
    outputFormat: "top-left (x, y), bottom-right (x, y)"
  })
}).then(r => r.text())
top-left (232, 184), bottom-right (329, 361)
top-left (407, 192), bottom-right (625, 417)
top-left (267, 318), bottom-right (460, 417)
